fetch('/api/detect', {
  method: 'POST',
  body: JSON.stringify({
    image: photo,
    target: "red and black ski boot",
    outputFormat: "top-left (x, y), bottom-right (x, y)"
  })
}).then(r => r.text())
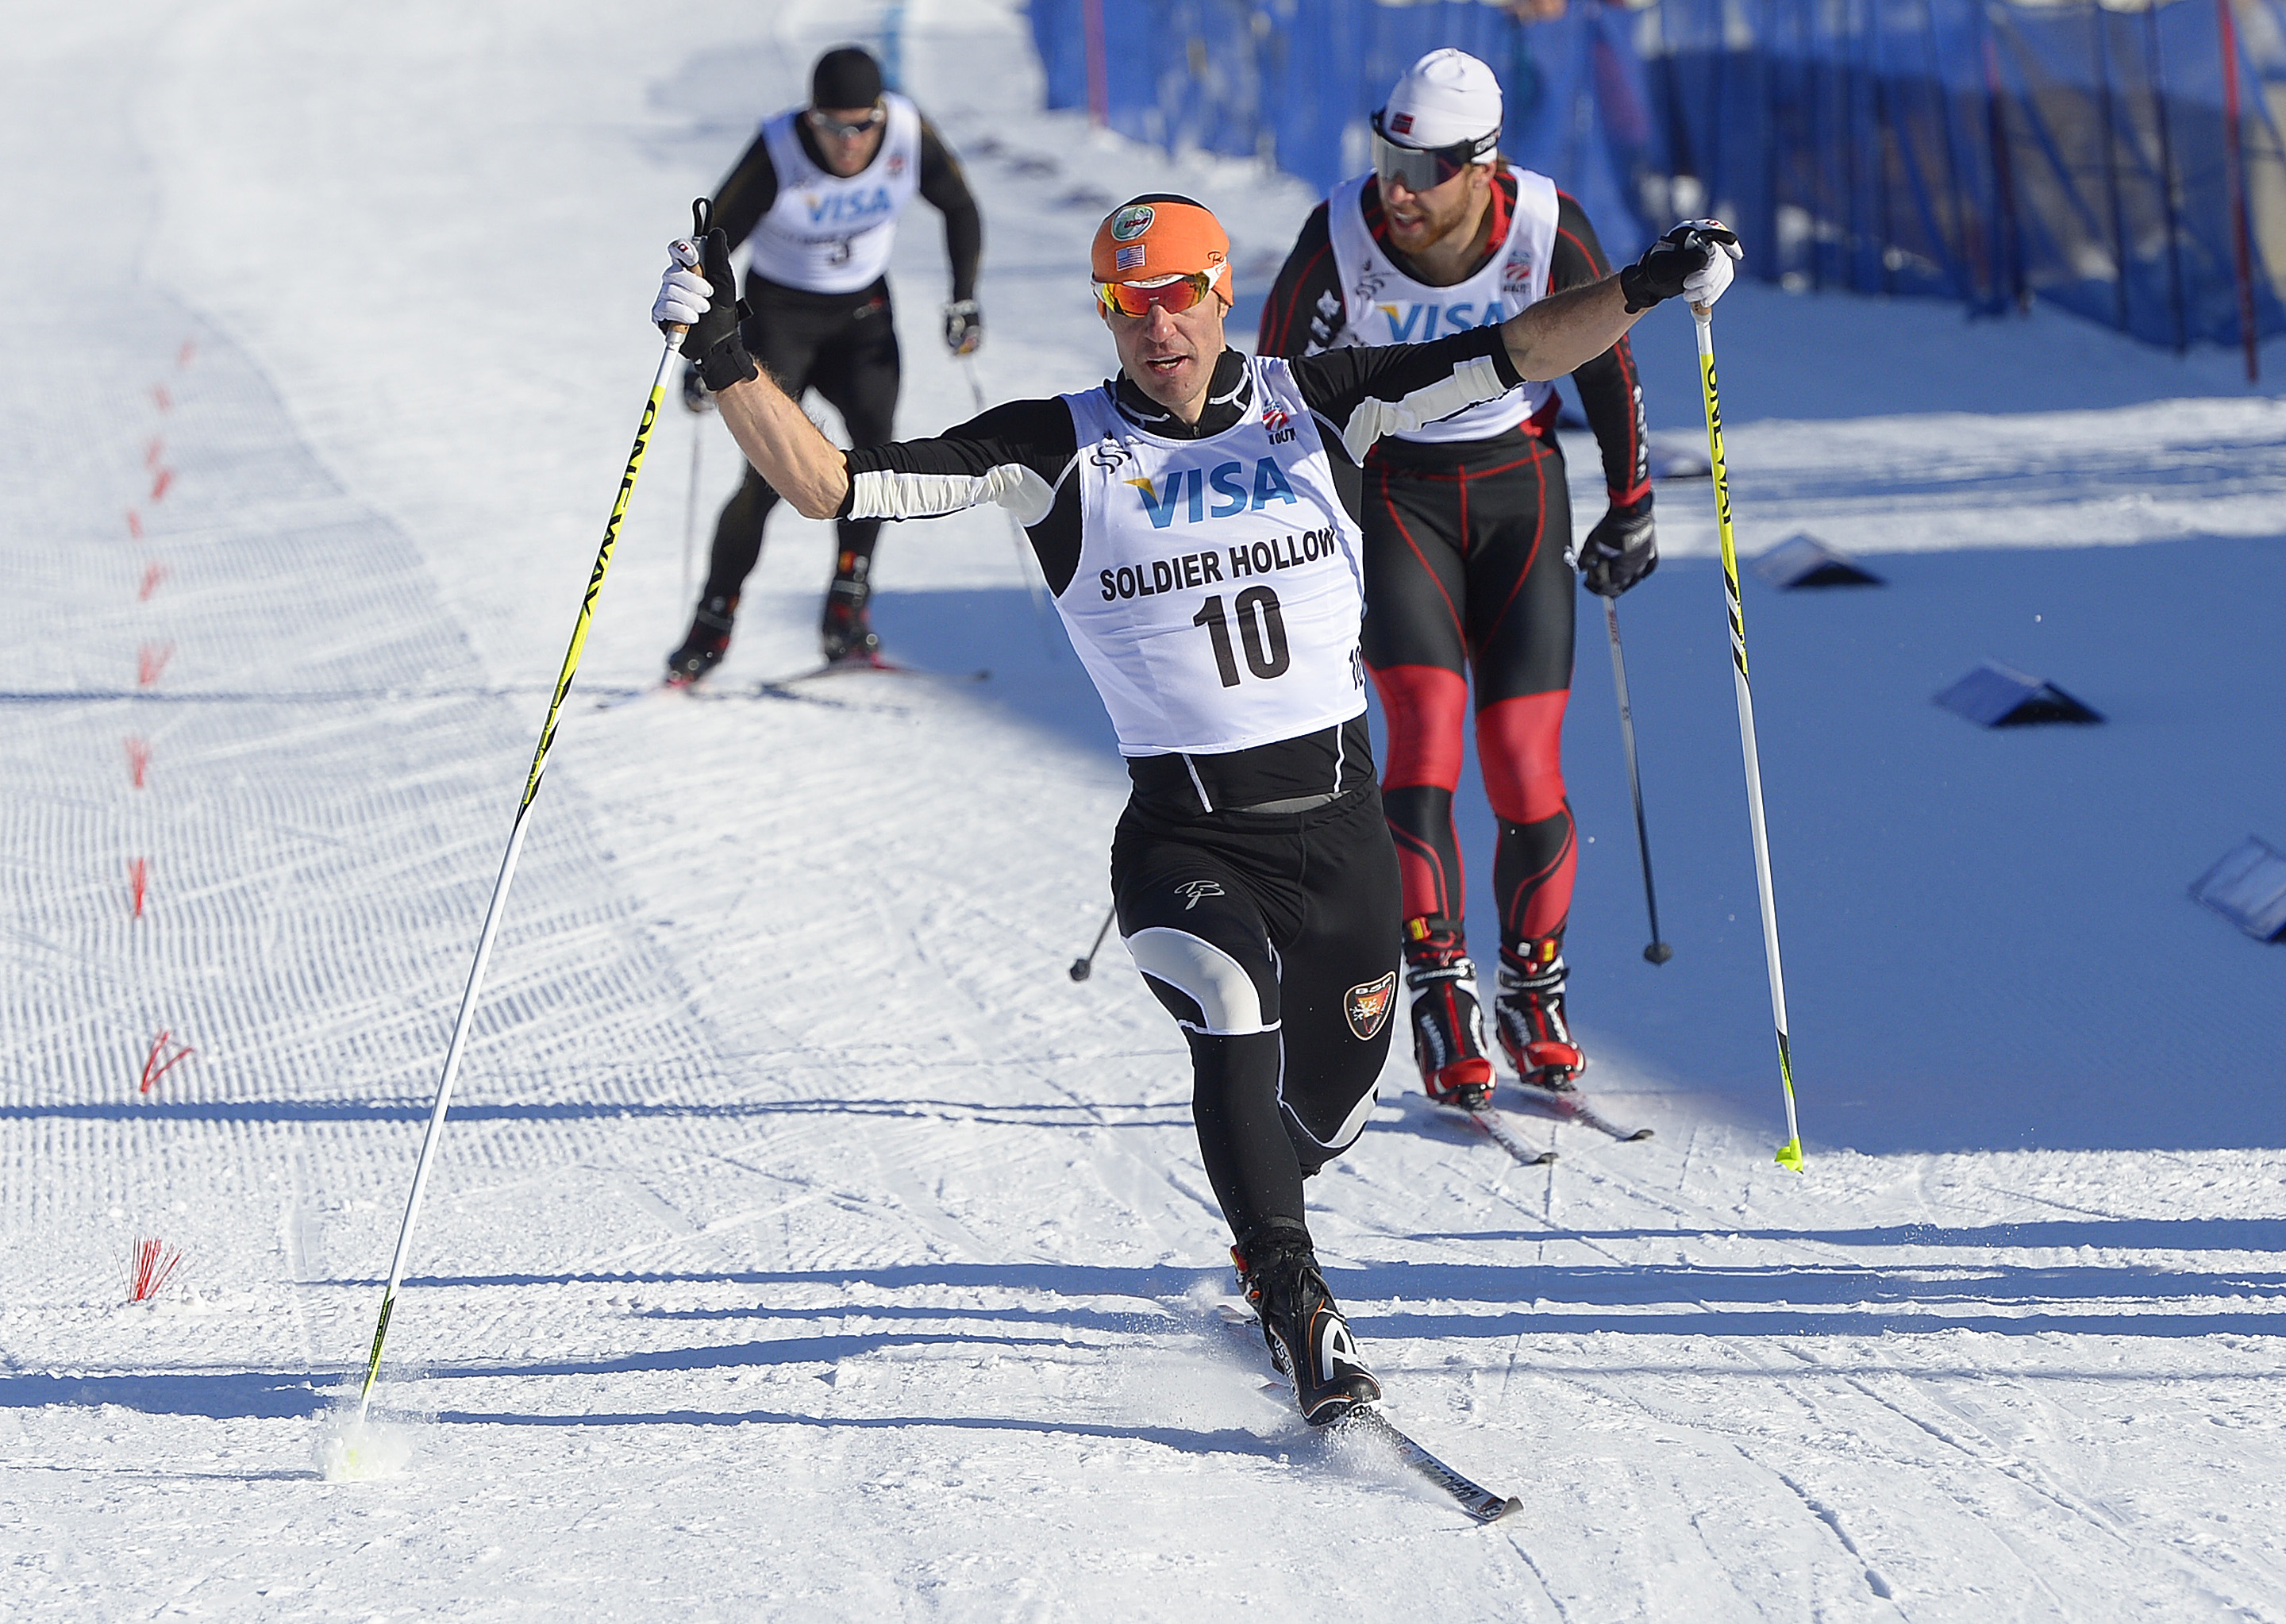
top-left (665, 593), bottom-right (737, 687)
top-left (820, 549), bottom-right (883, 666)
top-left (1232, 1230), bottom-right (1380, 1426)
top-left (1403, 916), bottom-right (1495, 1110)
top-left (1494, 937), bottom-right (1586, 1094)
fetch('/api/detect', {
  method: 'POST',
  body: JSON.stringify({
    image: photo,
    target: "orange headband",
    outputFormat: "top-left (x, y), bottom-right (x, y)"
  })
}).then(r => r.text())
top-left (1091, 198), bottom-right (1231, 301)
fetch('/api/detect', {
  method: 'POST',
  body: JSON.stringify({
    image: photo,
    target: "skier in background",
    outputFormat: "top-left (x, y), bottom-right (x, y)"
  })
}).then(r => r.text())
top-left (652, 191), bottom-right (1735, 1420)
top-left (1258, 48), bottom-right (1668, 1112)
top-left (667, 44), bottom-right (983, 683)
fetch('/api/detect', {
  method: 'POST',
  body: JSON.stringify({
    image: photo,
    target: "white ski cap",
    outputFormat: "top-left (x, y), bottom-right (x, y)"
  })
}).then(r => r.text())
top-left (1380, 48), bottom-right (1503, 155)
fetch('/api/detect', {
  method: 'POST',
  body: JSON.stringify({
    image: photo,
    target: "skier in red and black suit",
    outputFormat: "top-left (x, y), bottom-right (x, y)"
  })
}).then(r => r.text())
top-left (667, 44), bottom-right (983, 683)
top-left (1258, 48), bottom-right (1661, 1110)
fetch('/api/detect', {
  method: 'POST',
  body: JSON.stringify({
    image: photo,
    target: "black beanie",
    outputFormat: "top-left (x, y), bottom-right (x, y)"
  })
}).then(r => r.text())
top-left (810, 46), bottom-right (883, 110)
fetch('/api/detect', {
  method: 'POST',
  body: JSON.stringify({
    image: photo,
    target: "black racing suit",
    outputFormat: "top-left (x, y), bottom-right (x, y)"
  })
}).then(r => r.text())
top-left (831, 333), bottom-right (1530, 1253)
top-left (695, 112), bottom-right (983, 618)
top-left (1257, 175), bottom-right (1648, 972)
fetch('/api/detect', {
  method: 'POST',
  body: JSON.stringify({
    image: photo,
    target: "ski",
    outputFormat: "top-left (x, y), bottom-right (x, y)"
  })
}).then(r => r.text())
top-left (1511, 1081), bottom-right (1654, 1142)
top-left (1212, 1303), bottom-right (1522, 1526)
top-left (1334, 1406), bottom-right (1523, 1526)
top-left (1443, 1104), bottom-right (1557, 1166)
top-left (592, 681), bottom-right (688, 712)
top-left (750, 656), bottom-right (991, 698)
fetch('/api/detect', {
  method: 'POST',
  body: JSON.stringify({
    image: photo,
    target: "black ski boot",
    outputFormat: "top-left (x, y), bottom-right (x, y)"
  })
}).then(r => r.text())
top-left (1403, 915), bottom-right (1495, 1110)
top-left (1233, 1230), bottom-right (1380, 1426)
top-left (1494, 937), bottom-right (1585, 1093)
top-left (821, 551), bottom-right (881, 665)
top-left (665, 594), bottom-right (737, 686)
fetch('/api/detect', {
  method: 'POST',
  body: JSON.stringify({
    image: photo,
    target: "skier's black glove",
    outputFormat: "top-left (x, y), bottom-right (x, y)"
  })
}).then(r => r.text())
top-left (1618, 220), bottom-right (1743, 314)
top-left (680, 361), bottom-right (714, 415)
top-left (656, 228), bottom-right (756, 391)
top-left (1580, 495), bottom-right (1657, 597)
top-left (943, 299), bottom-right (983, 356)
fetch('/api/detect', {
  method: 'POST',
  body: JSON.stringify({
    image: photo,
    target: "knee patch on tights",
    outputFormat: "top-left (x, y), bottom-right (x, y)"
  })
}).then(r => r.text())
top-left (1126, 928), bottom-right (1275, 1036)
top-left (1286, 1080), bottom-right (1379, 1160)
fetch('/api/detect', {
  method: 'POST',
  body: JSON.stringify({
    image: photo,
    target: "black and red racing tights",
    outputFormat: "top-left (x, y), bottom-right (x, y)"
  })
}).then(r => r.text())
top-left (1360, 425), bottom-right (1576, 960)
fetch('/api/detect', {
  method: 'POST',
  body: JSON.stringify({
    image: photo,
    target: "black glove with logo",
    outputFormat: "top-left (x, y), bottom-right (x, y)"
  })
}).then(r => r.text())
top-left (1579, 495), bottom-right (1657, 597)
top-left (675, 228), bottom-right (756, 391)
top-left (943, 299), bottom-right (983, 356)
top-left (1618, 220), bottom-right (1742, 314)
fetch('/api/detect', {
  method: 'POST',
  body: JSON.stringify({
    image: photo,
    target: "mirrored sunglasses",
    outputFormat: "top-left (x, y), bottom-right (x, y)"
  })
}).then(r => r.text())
top-left (1369, 109), bottom-right (1498, 194)
top-left (1094, 271), bottom-right (1219, 318)
top-left (806, 106), bottom-right (886, 139)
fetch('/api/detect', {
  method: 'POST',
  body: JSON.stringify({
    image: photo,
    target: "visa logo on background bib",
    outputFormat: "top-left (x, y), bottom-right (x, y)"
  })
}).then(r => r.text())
top-left (1372, 302), bottom-right (1508, 341)
top-left (1126, 459), bottom-right (1299, 528)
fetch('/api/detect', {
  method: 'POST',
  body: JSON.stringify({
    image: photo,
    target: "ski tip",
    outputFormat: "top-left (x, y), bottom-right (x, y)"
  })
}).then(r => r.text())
top-left (1532, 1149), bottom-right (1559, 1164)
top-left (1486, 1495), bottom-right (1524, 1524)
top-left (1626, 1128), bottom-right (1655, 1141)
top-left (1774, 1137), bottom-right (1805, 1172)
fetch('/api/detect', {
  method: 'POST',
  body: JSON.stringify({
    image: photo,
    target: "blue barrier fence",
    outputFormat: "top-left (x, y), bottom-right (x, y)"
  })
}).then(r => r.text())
top-left (1026, 0), bottom-right (2286, 356)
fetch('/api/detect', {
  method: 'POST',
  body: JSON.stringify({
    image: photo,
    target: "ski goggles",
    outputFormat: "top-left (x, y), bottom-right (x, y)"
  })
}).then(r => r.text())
top-left (806, 105), bottom-right (886, 140)
top-left (1093, 267), bottom-right (1226, 318)
top-left (1369, 109), bottom-right (1499, 194)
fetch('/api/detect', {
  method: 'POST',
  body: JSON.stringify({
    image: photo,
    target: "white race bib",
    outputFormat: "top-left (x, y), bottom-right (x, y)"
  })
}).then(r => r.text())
top-left (745, 94), bottom-right (923, 294)
top-left (1056, 359), bottom-right (1369, 757)
top-left (1325, 168), bottom-right (1560, 443)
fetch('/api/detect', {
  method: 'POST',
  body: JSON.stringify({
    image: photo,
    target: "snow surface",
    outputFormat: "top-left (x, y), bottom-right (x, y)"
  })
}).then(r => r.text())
top-left (4, 2), bottom-right (2284, 1618)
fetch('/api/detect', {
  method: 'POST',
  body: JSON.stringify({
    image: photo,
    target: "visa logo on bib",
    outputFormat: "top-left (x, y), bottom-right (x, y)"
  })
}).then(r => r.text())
top-left (804, 187), bottom-right (895, 227)
top-left (1126, 459), bottom-right (1299, 529)
top-left (1373, 301), bottom-right (1507, 341)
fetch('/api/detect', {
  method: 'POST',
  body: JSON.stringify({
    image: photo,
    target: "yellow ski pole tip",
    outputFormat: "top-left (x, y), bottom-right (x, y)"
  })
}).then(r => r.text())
top-left (1773, 1138), bottom-right (1805, 1172)
top-left (316, 1413), bottom-right (413, 1482)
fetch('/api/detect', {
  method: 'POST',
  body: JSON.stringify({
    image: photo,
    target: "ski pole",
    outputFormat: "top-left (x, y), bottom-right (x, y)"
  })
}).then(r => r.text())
top-left (354, 321), bottom-right (687, 1422)
top-left (1693, 302), bottom-right (1803, 1172)
top-left (962, 356), bottom-right (1061, 658)
top-left (1601, 595), bottom-right (1671, 964)
top-left (1068, 903), bottom-right (1116, 982)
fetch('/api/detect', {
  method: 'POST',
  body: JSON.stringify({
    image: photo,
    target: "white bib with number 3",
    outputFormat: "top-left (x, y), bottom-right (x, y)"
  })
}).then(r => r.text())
top-left (1056, 357), bottom-right (1368, 759)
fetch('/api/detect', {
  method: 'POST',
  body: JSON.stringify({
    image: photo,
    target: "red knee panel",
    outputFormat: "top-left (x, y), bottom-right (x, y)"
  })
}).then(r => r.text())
top-left (1368, 664), bottom-right (1468, 791)
top-left (1476, 691), bottom-right (1569, 824)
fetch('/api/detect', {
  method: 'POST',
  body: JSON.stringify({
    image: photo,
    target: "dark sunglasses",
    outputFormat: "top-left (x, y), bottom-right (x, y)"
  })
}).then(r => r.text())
top-left (1369, 108), bottom-right (1499, 194)
top-left (806, 106), bottom-right (886, 140)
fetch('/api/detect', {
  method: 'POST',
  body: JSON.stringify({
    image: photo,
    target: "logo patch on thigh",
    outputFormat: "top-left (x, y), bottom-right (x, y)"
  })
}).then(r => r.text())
top-left (1344, 971), bottom-right (1397, 1041)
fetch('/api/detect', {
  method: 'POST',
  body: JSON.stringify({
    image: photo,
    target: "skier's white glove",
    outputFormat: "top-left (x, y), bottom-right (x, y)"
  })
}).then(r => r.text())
top-left (1677, 221), bottom-right (1743, 309)
top-left (652, 239), bottom-right (715, 332)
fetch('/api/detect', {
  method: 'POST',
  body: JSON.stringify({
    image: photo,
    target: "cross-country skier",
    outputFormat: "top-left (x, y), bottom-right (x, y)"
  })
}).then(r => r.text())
top-left (650, 196), bottom-right (1734, 1422)
top-left (1258, 49), bottom-right (1705, 1110)
top-left (666, 44), bottom-right (984, 683)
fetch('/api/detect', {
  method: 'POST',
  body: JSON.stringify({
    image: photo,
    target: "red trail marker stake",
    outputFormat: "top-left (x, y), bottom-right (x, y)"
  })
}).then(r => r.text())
top-left (128, 1237), bottom-right (187, 1303)
top-left (125, 737), bottom-right (151, 787)
top-left (129, 858), bottom-right (148, 918)
top-left (150, 468), bottom-right (172, 502)
top-left (139, 1029), bottom-right (194, 1093)
top-left (126, 510), bottom-right (143, 540)
top-left (138, 563), bottom-right (169, 602)
top-left (137, 643), bottom-right (172, 687)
